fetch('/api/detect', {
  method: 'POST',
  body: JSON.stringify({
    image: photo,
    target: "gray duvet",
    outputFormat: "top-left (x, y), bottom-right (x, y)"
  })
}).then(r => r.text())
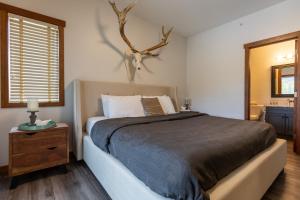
top-left (91, 112), bottom-right (276, 200)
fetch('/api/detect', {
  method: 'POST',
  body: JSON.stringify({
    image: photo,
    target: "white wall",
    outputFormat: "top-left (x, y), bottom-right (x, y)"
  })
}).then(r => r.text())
top-left (0, 0), bottom-right (187, 166)
top-left (250, 40), bottom-right (295, 106)
top-left (187, 0), bottom-right (300, 119)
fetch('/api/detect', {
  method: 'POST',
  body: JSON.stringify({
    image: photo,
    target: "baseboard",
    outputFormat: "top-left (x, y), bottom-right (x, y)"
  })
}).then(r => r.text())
top-left (0, 165), bottom-right (8, 176)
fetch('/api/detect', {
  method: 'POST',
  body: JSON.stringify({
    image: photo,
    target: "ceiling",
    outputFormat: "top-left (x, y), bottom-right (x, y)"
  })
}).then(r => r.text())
top-left (116, 0), bottom-right (286, 37)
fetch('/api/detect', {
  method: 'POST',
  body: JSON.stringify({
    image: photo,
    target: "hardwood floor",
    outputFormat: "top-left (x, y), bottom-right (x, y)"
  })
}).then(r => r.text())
top-left (0, 140), bottom-right (299, 200)
top-left (0, 162), bottom-right (111, 200)
top-left (263, 141), bottom-right (300, 200)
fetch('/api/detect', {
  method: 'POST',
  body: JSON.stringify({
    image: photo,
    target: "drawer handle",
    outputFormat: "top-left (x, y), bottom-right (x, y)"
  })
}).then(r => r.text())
top-left (48, 146), bottom-right (57, 150)
top-left (25, 132), bottom-right (37, 136)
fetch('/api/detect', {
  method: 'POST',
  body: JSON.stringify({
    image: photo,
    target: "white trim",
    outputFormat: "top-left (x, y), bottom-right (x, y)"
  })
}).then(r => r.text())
top-left (73, 80), bottom-right (83, 160)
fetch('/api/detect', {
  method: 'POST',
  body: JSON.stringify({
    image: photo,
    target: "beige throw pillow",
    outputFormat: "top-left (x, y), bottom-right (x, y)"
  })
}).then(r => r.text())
top-left (141, 98), bottom-right (165, 116)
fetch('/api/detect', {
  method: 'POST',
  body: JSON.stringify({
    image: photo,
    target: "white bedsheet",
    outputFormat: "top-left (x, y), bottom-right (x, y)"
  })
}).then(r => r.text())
top-left (86, 116), bottom-right (108, 135)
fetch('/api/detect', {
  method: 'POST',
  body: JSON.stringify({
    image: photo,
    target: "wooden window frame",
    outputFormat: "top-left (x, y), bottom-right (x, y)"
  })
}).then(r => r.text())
top-left (0, 3), bottom-right (66, 108)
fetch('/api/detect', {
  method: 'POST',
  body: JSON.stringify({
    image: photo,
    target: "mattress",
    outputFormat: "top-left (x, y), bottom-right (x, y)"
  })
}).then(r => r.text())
top-left (90, 112), bottom-right (277, 200)
top-left (86, 116), bottom-right (108, 135)
top-left (83, 135), bottom-right (287, 200)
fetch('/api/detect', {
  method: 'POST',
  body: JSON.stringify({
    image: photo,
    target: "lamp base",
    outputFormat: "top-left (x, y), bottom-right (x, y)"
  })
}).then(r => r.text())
top-left (28, 111), bottom-right (38, 126)
top-left (184, 104), bottom-right (190, 110)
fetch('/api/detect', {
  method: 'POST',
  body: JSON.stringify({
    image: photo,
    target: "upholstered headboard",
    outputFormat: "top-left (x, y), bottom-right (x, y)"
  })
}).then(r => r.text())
top-left (73, 80), bottom-right (179, 160)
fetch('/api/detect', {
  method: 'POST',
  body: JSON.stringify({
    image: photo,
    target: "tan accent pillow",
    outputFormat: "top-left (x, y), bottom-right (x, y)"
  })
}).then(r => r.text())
top-left (141, 98), bottom-right (165, 116)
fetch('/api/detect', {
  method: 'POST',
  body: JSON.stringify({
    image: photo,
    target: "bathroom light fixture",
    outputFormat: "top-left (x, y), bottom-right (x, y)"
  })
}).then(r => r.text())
top-left (286, 53), bottom-right (294, 60)
top-left (276, 52), bottom-right (295, 63)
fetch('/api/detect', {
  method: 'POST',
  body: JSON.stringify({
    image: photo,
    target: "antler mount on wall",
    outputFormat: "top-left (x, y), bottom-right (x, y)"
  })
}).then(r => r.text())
top-left (108, 1), bottom-right (173, 80)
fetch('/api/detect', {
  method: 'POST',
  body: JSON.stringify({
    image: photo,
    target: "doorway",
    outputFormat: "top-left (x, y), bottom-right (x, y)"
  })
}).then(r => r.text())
top-left (244, 31), bottom-right (300, 154)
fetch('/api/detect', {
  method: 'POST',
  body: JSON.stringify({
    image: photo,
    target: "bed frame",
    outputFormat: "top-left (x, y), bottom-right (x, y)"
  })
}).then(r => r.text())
top-left (73, 79), bottom-right (287, 200)
top-left (73, 79), bottom-right (179, 160)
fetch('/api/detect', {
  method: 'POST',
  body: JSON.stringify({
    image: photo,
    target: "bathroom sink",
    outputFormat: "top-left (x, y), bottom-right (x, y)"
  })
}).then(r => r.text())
top-left (266, 105), bottom-right (294, 108)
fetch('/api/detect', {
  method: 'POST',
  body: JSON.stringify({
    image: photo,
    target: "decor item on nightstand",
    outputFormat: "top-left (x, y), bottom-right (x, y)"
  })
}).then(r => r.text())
top-left (108, 0), bottom-right (173, 81)
top-left (9, 123), bottom-right (69, 189)
top-left (27, 99), bottom-right (39, 126)
top-left (181, 98), bottom-right (191, 112)
top-left (18, 120), bottom-right (57, 131)
top-left (18, 99), bottom-right (57, 131)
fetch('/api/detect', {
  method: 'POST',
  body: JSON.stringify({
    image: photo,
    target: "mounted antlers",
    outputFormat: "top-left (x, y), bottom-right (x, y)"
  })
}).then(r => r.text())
top-left (108, 0), bottom-right (173, 57)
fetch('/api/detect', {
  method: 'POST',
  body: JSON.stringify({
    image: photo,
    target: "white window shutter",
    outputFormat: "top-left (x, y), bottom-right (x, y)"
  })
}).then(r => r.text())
top-left (8, 14), bottom-right (60, 103)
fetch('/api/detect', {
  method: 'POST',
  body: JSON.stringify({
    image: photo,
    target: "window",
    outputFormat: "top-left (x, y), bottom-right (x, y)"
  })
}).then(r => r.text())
top-left (281, 76), bottom-right (294, 95)
top-left (9, 14), bottom-right (60, 103)
top-left (0, 3), bottom-right (65, 108)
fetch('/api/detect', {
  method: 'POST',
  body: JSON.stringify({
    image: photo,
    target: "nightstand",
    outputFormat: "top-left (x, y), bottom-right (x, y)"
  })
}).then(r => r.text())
top-left (9, 123), bottom-right (69, 189)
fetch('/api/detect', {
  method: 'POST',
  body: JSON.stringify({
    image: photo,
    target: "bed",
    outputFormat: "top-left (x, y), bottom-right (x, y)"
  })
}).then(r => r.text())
top-left (73, 80), bottom-right (287, 200)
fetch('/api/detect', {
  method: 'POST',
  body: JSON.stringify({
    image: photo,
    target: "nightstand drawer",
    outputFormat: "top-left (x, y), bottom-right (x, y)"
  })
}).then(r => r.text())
top-left (11, 144), bottom-right (67, 175)
top-left (9, 123), bottom-right (69, 177)
top-left (12, 130), bottom-right (66, 154)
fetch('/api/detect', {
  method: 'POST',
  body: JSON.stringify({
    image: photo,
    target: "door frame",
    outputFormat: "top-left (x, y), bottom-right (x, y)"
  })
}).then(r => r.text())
top-left (244, 31), bottom-right (300, 154)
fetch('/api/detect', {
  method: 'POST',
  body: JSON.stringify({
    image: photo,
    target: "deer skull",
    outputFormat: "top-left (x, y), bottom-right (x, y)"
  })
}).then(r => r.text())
top-left (109, 1), bottom-right (173, 74)
top-left (133, 53), bottom-right (142, 70)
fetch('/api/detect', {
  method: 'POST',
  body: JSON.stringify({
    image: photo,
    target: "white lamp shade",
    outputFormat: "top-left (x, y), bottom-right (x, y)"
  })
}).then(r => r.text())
top-left (27, 99), bottom-right (39, 112)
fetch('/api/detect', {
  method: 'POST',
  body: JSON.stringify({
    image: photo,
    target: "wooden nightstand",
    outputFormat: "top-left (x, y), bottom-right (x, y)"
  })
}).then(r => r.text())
top-left (9, 123), bottom-right (69, 188)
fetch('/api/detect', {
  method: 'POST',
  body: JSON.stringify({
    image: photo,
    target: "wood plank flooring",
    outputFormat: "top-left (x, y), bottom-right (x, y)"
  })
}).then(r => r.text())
top-left (0, 140), bottom-right (299, 200)
top-left (263, 141), bottom-right (300, 200)
top-left (0, 162), bottom-right (111, 200)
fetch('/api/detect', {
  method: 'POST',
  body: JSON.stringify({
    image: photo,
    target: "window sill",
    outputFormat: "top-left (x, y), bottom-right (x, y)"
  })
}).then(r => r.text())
top-left (1, 101), bottom-right (65, 108)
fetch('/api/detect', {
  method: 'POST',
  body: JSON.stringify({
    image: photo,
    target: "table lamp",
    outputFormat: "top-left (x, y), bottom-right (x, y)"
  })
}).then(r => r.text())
top-left (27, 99), bottom-right (39, 126)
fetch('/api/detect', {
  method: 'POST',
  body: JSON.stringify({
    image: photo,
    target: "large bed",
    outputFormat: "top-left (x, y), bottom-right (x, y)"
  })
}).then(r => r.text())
top-left (73, 80), bottom-right (287, 200)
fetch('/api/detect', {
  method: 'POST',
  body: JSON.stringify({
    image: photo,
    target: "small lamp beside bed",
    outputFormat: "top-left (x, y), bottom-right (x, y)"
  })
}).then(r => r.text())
top-left (27, 99), bottom-right (39, 126)
top-left (181, 97), bottom-right (191, 111)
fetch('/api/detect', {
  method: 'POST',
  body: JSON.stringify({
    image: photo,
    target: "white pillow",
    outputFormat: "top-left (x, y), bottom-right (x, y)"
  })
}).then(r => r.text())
top-left (143, 95), bottom-right (176, 114)
top-left (101, 95), bottom-right (110, 117)
top-left (104, 95), bottom-right (145, 118)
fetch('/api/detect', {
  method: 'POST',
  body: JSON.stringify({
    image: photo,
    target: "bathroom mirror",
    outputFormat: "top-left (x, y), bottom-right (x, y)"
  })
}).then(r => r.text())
top-left (271, 64), bottom-right (295, 97)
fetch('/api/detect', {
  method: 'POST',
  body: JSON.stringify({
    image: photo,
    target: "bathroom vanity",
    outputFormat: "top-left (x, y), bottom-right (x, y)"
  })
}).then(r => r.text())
top-left (265, 106), bottom-right (294, 138)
